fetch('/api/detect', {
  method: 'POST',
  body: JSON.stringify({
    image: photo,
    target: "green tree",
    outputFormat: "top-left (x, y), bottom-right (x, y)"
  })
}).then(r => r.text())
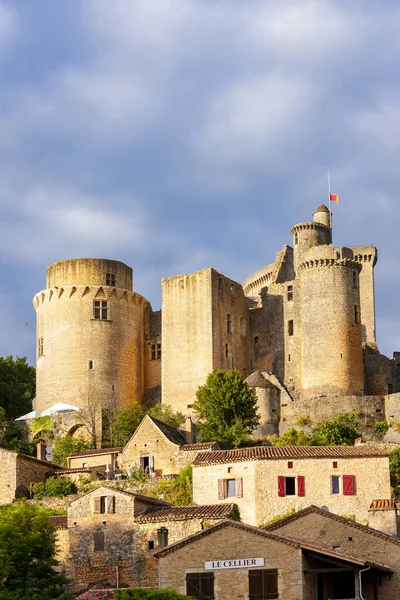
top-left (0, 503), bottom-right (71, 600)
top-left (0, 356), bottom-right (35, 418)
top-left (31, 477), bottom-right (77, 500)
top-left (156, 465), bottom-right (193, 505)
top-left (0, 409), bottom-right (35, 456)
top-left (116, 589), bottom-right (193, 600)
top-left (270, 427), bottom-right (311, 446)
top-left (52, 435), bottom-right (92, 467)
top-left (389, 448), bottom-right (400, 495)
top-left (193, 370), bottom-right (260, 449)
top-left (310, 411), bottom-right (361, 446)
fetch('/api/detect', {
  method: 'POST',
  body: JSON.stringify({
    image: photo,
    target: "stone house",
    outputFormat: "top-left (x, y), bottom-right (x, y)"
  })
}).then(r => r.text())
top-left (67, 415), bottom-right (219, 478)
top-left (192, 445), bottom-right (391, 526)
top-left (54, 484), bottom-right (235, 594)
top-left (155, 518), bottom-right (391, 600)
top-left (265, 503), bottom-right (400, 600)
top-left (0, 447), bottom-right (62, 505)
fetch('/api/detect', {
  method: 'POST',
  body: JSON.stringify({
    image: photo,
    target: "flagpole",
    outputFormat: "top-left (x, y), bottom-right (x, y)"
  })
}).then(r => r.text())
top-left (327, 171), bottom-right (332, 237)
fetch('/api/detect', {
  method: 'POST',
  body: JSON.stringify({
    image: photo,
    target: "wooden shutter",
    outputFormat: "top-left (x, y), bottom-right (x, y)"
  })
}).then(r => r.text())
top-left (263, 569), bottom-right (278, 599)
top-left (236, 477), bottom-right (243, 498)
top-left (278, 476), bottom-right (285, 497)
top-left (106, 495), bottom-right (115, 514)
top-left (249, 570), bottom-right (262, 600)
top-left (149, 456), bottom-right (155, 471)
top-left (343, 475), bottom-right (355, 496)
top-left (201, 572), bottom-right (214, 600)
top-left (186, 573), bottom-right (200, 599)
top-left (93, 496), bottom-right (101, 514)
top-left (136, 457), bottom-right (141, 469)
top-left (94, 531), bottom-right (104, 552)
top-left (297, 476), bottom-right (305, 497)
top-left (218, 479), bottom-right (225, 500)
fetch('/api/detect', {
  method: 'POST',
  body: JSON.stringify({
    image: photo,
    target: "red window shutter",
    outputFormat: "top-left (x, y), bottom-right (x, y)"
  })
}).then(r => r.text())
top-left (297, 476), bottom-right (305, 497)
top-left (343, 475), bottom-right (355, 496)
top-left (218, 479), bottom-right (225, 500)
top-left (278, 476), bottom-right (285, 497)
top-left (236, 477), bottom-right (243, 498)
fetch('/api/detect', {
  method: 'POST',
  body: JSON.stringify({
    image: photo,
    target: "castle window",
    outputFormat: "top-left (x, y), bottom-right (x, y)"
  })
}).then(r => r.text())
top-left (106, 273), bottom-right (116, 286)
top-left (94, 531), bottom-right (105, 552)
top-left (227, 313), bottom-right (232, 333)
top-left (225, 343), bottom-right (229, 358)
top-left (254, 336), bottom-right (259, 346)
top-left (148, 540), bottom-right (155, 550)
top-left (352, 271), bottom-right (358, 288)
top-left (249, 569), bottom-right (278, 600)
top-left (287, 285), bottom-right (293, 301)
top-left (93, 300), bottom-right (108, 320)
top-left (89, 360), bottom-right (94, 370)
top-left (288, 320), bottom-right (294, 336)
top-left (37, 337), bottom-right (44, 357)
top-left (239, 315), bottom-right (246, 336)
top-left (151, 343), bottom-right (161, 360)
top-left (186, 573), bottom-right (214, 600)
top-left (218, 478), bottom-right (243, 499)
top-left (294, 233), bottom-right (298, 245)
top-left (354, 305), bottom-right (359, 324)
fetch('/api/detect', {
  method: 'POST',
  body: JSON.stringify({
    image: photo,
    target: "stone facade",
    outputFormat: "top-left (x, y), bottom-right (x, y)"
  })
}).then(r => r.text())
top-left (155, 519), bottom-right (388, 600)
top-left (192, 445), bottom-right (391, 526)
top-left (0, 448), bottom-right (61, 505)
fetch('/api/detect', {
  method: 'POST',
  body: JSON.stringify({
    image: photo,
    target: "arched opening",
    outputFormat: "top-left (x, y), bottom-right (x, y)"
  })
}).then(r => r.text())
top-left (15, 484), bottom-right (30, 499)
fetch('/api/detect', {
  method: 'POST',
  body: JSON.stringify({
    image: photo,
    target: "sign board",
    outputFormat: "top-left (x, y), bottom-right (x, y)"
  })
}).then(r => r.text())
top-left (204, 558), bottom-right (265, 570)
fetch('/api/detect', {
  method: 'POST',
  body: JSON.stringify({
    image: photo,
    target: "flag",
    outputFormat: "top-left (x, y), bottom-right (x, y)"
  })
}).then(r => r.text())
top-left (330, 193), bottom-right (339, 203)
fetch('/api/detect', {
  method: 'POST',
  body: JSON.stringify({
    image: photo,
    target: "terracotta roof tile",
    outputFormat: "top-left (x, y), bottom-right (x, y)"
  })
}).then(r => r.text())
top-left (193, 445), bottom-right (388, 466)
top-left (369, 499), bottom-right (396, 510)
top-left (49, 515), bottom-right (68, 529)
top-left (55, 465), bottom-right (106, 475)
top-left (136, 504), bottom-right (235, 522)
top-left (148, 416), bottom-right (187, 446)
top-left (68, 447), bottom-right (122, 458)
top-left (180, 442), bottom-right (219, 452)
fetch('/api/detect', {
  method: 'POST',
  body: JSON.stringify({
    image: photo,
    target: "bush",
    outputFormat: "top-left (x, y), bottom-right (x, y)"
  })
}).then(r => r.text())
top-left (116, 589), bottom-right (194, 600)
top-left (31, 477), bottom-right (77, 500)
top-left (373, 420), bottom-right (389, 437)
top-left (156, 465), bottom-right (193, 505)
top-left (52, 436), bottom-right (92, 467)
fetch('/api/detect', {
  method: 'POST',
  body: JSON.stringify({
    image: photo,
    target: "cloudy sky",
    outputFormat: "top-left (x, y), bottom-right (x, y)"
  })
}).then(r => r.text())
top-left (0, 0), bottom-right (400, 365)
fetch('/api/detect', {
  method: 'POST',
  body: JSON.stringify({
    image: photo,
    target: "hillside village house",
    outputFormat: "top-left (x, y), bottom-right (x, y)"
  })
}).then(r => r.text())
top-left (67, 415), bottom-right (219, 477)
top-left (155, 518), bottom-right (392, 600)
top-left (192, 445), bottom-right (391, 526)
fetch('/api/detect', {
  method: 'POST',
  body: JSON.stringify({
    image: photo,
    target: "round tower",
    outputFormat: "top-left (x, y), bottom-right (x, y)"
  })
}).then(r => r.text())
top-left (33, 258), bottom-right (149, 413)
top-left (291, 205), bottom-right (332, 273)
top-left (298, 246), bottom-right (364, 397)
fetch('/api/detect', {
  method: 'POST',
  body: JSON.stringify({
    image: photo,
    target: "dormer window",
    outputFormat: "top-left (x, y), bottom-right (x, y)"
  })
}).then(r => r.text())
top-left (106, 273), bottom-right (116, 287)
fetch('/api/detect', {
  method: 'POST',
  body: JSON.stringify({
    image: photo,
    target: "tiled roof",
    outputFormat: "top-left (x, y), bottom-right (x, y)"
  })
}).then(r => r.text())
top-left (193, 445), bottom-right (388, 466)
top-left (314, 203), bottom-right (330, 213)
top-left (180, 442), bottom-right (219, 452)
top-left (369, 499), bottom-right (396, 510)
top-left (154, 519), bottom-right (392, 572)
top-left (54, 465), bottom-right (106, 475)
top-left (49, 515), bottom-right (68, 529)
top-left (76, 591), bottom-right (116, 600)
top-left (68, 484), bottom-right (171, 507)
top-left (264, 505), bottom-right (400, 544)
top-left (136, 504), bottom-right (235, 522)
top-left (148, 416), bottom-right (187, 446)
top-left (68, 447), bottom-right (122, 458)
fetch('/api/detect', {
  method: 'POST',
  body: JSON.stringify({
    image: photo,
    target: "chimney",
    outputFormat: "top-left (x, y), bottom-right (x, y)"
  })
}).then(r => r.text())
top-left (185, 416), bottom-right (195, 444)
top-left (36, 439), bottom-right (46, 461)
top-left (368, 500), bottom-right (398, 536)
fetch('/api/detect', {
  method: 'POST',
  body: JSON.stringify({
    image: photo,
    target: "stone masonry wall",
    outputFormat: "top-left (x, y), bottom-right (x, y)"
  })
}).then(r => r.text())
top-left (0, 449), bottom-right (17, 505)
top-left (193, 456), bottom-right (391, 526)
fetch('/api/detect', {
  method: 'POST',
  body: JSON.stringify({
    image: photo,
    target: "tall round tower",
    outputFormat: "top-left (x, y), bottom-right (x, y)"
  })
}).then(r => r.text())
top-left (33, 258), bottom-right (149, 413)
top-left (298, 245), bottom-right (364, 397)
top-left (291, 204), bottom-right (332, 273)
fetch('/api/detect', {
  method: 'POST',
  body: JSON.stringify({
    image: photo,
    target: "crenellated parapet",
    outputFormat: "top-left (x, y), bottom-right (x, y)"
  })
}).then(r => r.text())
top-left (290, 221), bottom-right (330, 236)
top-left (33, 285), bottom-right (149, 311)
top-left (298, 258), bottom-right (362, 275)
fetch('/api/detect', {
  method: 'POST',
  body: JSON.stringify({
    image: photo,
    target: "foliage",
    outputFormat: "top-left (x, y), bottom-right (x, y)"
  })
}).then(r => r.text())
top-left (52, 435), bottom-right (92, 467)
top-left (0, 411), bottom-right (35, 456)
top-left (106, 403), bottom-right (185, 447)
top-left (31, 477), bottom-right (77, 500)
top-left (373, 420), bottom-right (389, 437)
top-left (156, 465), bottom-right (193, 505)
top-left (389, 448), bottom-right (400, 494)
top-left (32, 416), bottom-right (52, 436)
top-left (310, 411), bottom-right (361, 446)
top-left (262, 508), bottom-right (296, 527)
top-left (193, 370), bottom-right (260, 449)
top-left (128, 467), bottom-right (148, 485)
top-left (230, 504), bottom-right (241, 522)
top-left (0, 356), bottom-right (35, 419)
top-left (270, 428), bottom-right (311, 446)
top-left (295, 416), bottom-right (309, 427)
top-left (0, 502), bottom-right (71, 599)
top-left (116, 589), bottom-right (193, 600)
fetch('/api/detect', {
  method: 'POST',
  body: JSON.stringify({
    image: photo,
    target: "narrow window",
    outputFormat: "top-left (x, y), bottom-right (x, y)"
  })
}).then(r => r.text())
top-left (287, 285), bottom-right (293, 301)
top-left (186, 573), bottom-right (214, 600)
top-left (295, 232), bottom-right (298, 245)
top-left (157, 527), bottom-right (169, 548)
top-left (388, 383), bottom-right (394, 394)
top-left (288, 354), bottom-right (291, 362)
top-left (249, 569), bottom-right (278, 600)
top-left (288, 320), bottom-right (294, 336)
top-left (225, 343), bottom-right (229, 358)
top-left (151, 344), bottom-right (156, 360)
top-left (333, 461), bottom-right (338, 469)
top-left (37, 337), bottom-right (44, 357)
top-left (288, 461), bottom-right (293, 469)
top-left (226, 479), bottom-right (236, 498)
top-left (227, 313), bottom-right (232, 333)
top-left (94, 531), bottom-right (105, 552)
top-left (89, 360), bottom-right (94, 370)
top-left (352, 271), bottom-right (358, 288)
top-left (239, 315), bottom-right (246, 336)
top-left (332, 475), bottom-right (340, 494)
top-left (285, 477), bottom-right (296, 496)
top-left (156, 343), bottom-right (161, 360)
top-left (106, 273), bottom-right (116, 286)
top-left (148, 540), bottom-right (154, 550)
top-left (93, 300), bottom-right (108, 320)
top-left (254, 336), bottom-right (259, 346)
top-left (100, 495), bottom-right (115, 514)
top-left (231, 356), bottom-right (235, 369)
top-left (354, 305), bottom-right (359, 324)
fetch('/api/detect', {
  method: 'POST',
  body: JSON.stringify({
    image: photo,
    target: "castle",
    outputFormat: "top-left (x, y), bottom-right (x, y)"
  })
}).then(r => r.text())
top-left (31, 204), bottom-right (400, 435)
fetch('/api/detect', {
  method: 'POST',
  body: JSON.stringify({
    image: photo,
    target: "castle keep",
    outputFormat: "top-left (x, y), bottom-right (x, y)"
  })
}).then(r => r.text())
top-left (32, 205), bottom-right (400, 431)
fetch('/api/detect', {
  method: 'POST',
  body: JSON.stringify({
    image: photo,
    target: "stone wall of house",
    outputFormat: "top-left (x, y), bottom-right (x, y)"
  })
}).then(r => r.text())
top-left (16, 453), bottom-right (57, 497)
top-left (192, 455), bottom-right (391, 526)
top-left (157, 525), bottom-right (303, 600)
top-left (69, 453), bottom-right (118, 470)
top-left (0, 449), bottom-right (17, 505)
